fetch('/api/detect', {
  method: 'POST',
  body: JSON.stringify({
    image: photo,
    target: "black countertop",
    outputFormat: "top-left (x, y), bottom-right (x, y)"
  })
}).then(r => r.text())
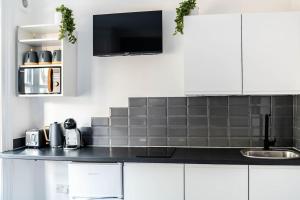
top-left (2, 147), bottom-right (300, 165)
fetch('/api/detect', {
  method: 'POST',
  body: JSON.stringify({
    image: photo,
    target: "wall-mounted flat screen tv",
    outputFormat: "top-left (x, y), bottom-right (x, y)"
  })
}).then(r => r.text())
top-left (93, 10), bottom-right (162, 56)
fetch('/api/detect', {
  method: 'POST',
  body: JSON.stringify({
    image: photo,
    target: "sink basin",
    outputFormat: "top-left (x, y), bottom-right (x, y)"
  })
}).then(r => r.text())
top-left (241, 149), bottom-right (300, 159)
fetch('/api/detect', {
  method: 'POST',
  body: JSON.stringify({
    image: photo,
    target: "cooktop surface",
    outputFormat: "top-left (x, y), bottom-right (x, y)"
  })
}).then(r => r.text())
top-left (135, 147), bottom-right (176, 158)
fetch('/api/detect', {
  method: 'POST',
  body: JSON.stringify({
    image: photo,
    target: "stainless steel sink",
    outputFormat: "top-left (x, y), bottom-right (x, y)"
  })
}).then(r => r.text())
top-left (241, 148), bottom-right (300, 159)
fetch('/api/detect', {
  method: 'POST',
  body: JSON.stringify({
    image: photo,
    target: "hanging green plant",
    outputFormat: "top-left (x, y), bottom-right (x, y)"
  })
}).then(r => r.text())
top-left (174, 0), bottom-right (197, 35)
top-left (56, 4), bottom-right (77, 44)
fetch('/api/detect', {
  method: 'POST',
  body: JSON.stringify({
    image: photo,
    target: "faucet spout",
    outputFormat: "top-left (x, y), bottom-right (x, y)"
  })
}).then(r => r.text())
top-left (263, 114), bottom-right (276, 150)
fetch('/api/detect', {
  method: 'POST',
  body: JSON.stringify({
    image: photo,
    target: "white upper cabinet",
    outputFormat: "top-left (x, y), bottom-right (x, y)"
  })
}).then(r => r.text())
top-left (249, 165), bottom-right (300, 200)
top-left (124, 163), bottom-right (184, 200)
top-left (185, 164), bottom-right (248, 200)
top-left (243, 12), bottom-right (300, 94)
top-left (184, 14), bottom-right (242, 95)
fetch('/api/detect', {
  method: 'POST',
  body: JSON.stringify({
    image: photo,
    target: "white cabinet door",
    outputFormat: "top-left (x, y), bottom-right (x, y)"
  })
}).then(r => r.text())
top-left (243, 12), bottom-right (300, 94)
top-left (184, 14), bottom-right (242, 95)
top-left (124, 163), bottom-right (184, 200)
top-left (68, 163), bottom-right (123, 199)
top-left (185, 164), bottom-right (248, 200)
top-left (249, 165), bottom-right (300, 200)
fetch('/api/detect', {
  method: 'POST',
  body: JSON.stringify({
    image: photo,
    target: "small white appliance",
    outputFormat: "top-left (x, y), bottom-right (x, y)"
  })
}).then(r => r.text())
top-left (68, 163), bottom-right (123, 200)
top-left (64, 118), bottom-right (81, 149)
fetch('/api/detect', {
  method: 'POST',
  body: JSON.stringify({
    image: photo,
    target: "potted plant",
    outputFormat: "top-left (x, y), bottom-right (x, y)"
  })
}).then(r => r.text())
top-left (174, 0), bottom-right (198, 35)
top-left (56, 4), bottom-right (77, 44)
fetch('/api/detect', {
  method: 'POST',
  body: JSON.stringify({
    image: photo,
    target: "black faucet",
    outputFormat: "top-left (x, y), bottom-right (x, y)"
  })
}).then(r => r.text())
top-left (264, 114), bottom-right (276, 150)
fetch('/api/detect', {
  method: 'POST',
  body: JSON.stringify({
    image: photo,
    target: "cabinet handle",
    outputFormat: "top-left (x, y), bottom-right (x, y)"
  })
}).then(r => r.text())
top-left (72, 197), bottom-right (122, 200)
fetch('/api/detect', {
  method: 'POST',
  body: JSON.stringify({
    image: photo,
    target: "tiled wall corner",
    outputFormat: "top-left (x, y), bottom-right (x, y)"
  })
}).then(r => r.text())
top-left (129, 98), bottom-right (147, 146)
top-left (89, 117), bottom-right (110, 146)
top-left (294, 95), bottom-right (300, 149)
top-left (110, 107), bottom-right (128, 147)
top-left (187, 97), bottom-right (208, 147)
top-left (148, 97), bottom-right (167, 146)
top-left (168, 97), bottom-right (187, 146)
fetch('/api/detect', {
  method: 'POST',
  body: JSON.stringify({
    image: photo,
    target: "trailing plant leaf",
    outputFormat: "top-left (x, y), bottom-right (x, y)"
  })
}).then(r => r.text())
top-left (174, 0), bottom-right (197, 35)
top-left (56, 4), bottom-right (77, 44)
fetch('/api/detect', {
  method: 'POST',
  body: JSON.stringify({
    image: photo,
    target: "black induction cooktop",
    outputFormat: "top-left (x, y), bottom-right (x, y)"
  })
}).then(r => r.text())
top-left (135, 147), bottom-right (176, 158)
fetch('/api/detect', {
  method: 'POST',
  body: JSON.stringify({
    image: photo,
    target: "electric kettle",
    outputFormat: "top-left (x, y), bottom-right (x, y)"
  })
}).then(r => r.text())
top-left (46, 122), bottom-right (64, 148)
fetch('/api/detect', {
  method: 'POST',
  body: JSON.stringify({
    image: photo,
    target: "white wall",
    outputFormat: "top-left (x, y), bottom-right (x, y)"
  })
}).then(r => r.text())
top-left (29, 0), bottom-right (184, 127)
top-left (1, 0), bottom-right (42, 141)
top-left (25, 0), bottom-right (300, 129)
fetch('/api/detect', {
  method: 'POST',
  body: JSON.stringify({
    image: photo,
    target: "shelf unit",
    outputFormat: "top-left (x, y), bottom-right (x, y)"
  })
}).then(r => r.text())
top-left (17, 24), bottom-right (77, 97)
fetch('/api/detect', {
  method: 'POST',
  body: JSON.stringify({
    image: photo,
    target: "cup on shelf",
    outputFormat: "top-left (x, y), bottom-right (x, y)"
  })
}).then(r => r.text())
top-left (52, 50), bottom-right (62, 64)
top-left (23, 49), bottom-right (38, 65)
top-left (38, 50), bottom-right (53, 65)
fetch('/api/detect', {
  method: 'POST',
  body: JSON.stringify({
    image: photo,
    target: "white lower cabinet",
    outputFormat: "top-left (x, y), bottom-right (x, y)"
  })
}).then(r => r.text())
top-left (249, 165), bottom-right (300, 200)
top-left (185, 164), bottom-right (248, 200)
top-left (124, 163), bottom-right (184, 200)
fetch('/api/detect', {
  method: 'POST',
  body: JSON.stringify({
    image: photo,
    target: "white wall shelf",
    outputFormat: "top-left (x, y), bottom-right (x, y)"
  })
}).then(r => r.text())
top-left (17, 24), bottom-right (77, 97)
top-left (19, 64), bottom-right (62, 68)
top-left (18, 38), bottom-right (60, 47)
top-left (19, 24), bottom-right (59, 34)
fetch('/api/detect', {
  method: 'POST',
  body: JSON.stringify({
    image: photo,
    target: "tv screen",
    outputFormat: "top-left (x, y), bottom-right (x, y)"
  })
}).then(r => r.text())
top-left (93, 10), bottom-right (162, 56)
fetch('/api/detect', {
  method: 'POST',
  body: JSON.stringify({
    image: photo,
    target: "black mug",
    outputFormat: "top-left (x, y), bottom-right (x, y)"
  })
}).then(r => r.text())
top-left (52, 50), bottom-right (62, 64)
top-left (23, 50), bottom-right (38, 65)
top-left (38, 50), bottom-right (52, 65)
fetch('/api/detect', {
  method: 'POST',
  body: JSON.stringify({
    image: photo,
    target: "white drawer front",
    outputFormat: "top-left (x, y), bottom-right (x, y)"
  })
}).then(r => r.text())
top-left (68, 163), bottom-right (123, 199)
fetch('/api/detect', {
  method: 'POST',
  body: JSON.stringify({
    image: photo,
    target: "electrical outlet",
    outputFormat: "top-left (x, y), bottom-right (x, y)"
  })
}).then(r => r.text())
top-left (56, 184), bottom-right (69, 194)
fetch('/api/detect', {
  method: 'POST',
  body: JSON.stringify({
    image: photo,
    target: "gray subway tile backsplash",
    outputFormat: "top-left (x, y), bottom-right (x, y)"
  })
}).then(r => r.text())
top-left (129, 137), bottom-right (147, 146)
top-left (147, 118), bottom-right (166, 127)
top-left (148, 97), bottom-right (166, 106)
top-left (129, 117), bottom-right (147, 126)
top-left (129, 127), bottom-right (147, 137)
top-left (209, 96), bottom-right (228, 106)
top-left (168, 97), bottom-right (187, 106)
top-left (188, 127), bottom-right (208, 137)
top-left (188, 97), bottom-right (207, 106)
top-left (168, 117), bottom-right (187, 126)
top-left (188, 137), bottom-right (208, 147)
top-left (230, 138), bottom-right (250, 147)
top-left (209, 106), bottom-right (228, 116)
top-left (110, 107), bottom-right (128, 117)
top-left (110, 117), bottom-right (128, 127)
top-left (167, 137), bottom-right (187, 146)
top-left (230, 128), bottom-right (249, 137)
top-left (251, 96), bottom-right (271, 106)
top-left (209, 138), bottom-right (229, 147)
top-left (110, 127), bottom-right (128, 137)
top-left (148, 106), bottom-right (167, 117)
top-left (188, 106), bottom-right (207, 116)
top-left (167, 126), bottom-right (187, 137)
top-left (148, 127), bottom-right (167, 137)
top-left (210, 127), bottom-right (228, 137)
top-left (188, 116), bottom-right (208, 127)
top-left (111, 137), bottom-right (128, 146)
top-left (229, 106), bottom-right (249, 116)
top-left (294, 96), bottom-right (300, 149)
top-left (229, 96), bottom-right (249, 105)
top-left (85, 136), bottom-right (110, 146)
top-left (129, 97), bottom-right (147, 107)
top-left (91, 96), bottom-right (294, 148)
top-left (129, 107), bottom-right (147, 117)
top-left (148, 137), bottom-right (167, 146)
top-left (91, 117), bottom-right (109, 126)
top-left (168, 107), bottom-right (187, 116)
top-left (92, 127), bottom-right (109, 136)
